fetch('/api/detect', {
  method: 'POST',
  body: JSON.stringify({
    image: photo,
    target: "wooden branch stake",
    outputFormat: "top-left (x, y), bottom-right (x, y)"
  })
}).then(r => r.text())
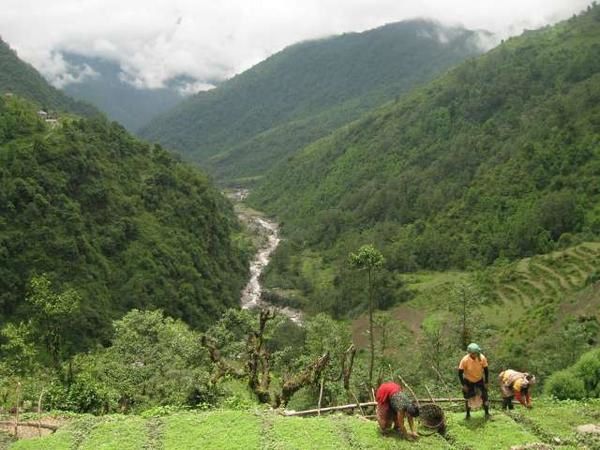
top-left (431, 364), bottom-right (453, 398)
top-left (318, 376), bottom-right (324, 416)
top-left (14, 382), bottom-right (21, 438)
top-left (37, 389), bottom-right (46, 437)
top-left (283, 401), bottom-right (376, 416)
top-left (425, 385), bottom-right (436, 404)
top-left (0, 421), bottom-right (59, 432)
top-left (283, 398), bottom-right (475, 416)
top-left (396, 372), bottom-right (420, 408)
top-left (351, 391), bottom-right (366, 416)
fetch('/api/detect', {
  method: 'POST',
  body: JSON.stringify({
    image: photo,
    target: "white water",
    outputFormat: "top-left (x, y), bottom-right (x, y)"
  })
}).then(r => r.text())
top-left (240, 216), bottom-right (280, 310)
top-left (232, 192), bottom-right (303, 323)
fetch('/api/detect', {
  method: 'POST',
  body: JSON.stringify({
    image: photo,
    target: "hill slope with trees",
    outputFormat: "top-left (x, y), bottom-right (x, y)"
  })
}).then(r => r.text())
top-left (0, 39), bottom-right (99, 117)
top-left (249, 5), bottom-right (600, 312)
top-left (139, 20), bottom-right (487, 184)
top-left (0, 95), bottom-right (249, 354)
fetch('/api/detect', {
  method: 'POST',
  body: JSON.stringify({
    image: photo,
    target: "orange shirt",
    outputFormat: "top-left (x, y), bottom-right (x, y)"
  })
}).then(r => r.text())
top-left (459, 354), bottom-right (488, 383)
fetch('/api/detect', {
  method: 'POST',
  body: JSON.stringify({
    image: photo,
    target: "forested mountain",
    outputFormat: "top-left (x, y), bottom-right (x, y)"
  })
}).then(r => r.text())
top-left (0, 38), bottom-right (99, 117)
top-left (250, 5), bottom-right (600, 309)
top-left (0, 95), bottom-right (249, 350)
top-left (139, 20), bottom-right (487, 184)
top-left (62, 53), bottom-right (187, 132)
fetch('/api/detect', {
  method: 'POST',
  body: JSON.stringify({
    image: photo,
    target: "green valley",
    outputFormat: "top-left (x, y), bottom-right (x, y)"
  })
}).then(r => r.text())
top-left (250, 4), bottom-right (600, 320)
top-left (1, 3), bottom-right (599, 450)
top-left (139, 20), bottom-right (486, 184)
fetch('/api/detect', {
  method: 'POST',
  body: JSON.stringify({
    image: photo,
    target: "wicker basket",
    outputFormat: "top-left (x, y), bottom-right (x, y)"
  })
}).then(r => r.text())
top-left (419, 403), bottom-right (446, 435)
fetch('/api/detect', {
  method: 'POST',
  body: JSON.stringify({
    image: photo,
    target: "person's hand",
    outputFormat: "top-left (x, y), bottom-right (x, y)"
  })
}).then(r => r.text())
top-left (462, 384), bottom-right (469, 393)
top-left (405, 433), bottom-right (416, 441)
top-left (410, 431), bottom-right (419, 440)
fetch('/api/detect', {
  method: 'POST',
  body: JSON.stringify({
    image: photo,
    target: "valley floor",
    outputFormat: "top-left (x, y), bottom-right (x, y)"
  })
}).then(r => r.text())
top-left (3, 399), bottom-right (599, 449)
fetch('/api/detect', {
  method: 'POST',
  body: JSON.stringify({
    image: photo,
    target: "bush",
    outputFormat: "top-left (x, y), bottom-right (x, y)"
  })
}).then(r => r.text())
top-left (544, 371), bottom-right (586, 400)
top-left (544, 348), bottom-right (600, 400)
top-left (573, 348), bottom-right (600, 397)
top-left (45, 374), bottom-right (116, 413)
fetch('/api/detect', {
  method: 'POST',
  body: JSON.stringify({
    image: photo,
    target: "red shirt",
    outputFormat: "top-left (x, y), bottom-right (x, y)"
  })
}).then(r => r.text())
top-left (376, 382), bottom-right (402, 405)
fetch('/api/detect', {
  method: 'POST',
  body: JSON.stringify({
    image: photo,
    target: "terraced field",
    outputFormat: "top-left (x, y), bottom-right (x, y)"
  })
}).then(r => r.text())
top-left (360, 242), bottom-right (600, 343)
top-left (483, 242), bottom-right (600, 331)
top-left (4, 400), bottom-right (599, 449)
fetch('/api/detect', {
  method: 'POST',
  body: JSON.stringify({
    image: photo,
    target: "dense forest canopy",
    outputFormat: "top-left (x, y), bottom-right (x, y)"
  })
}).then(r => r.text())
top-left (139, 19), bottom-right (487, 185)
top-left (250, 5), bottom-right (600, 295)
top-left (0, 95), bottom-right (250, 351)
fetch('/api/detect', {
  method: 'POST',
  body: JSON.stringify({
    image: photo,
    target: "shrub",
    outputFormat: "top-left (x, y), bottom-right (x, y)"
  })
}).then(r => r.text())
top-left (573, 348), bottom-right (600, 397)
top-left (544, 370), bottom-right (586, 400)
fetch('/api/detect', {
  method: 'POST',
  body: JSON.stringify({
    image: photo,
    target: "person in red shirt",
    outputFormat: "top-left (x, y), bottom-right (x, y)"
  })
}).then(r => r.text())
top-left (375, 381), bottom-right (420, 440)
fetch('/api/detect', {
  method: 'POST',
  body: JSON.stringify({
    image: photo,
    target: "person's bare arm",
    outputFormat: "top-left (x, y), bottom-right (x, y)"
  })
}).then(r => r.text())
top-left (407, 415), bottom-right (418, 438)
top-left (396, 410), bottom-right (408, 436)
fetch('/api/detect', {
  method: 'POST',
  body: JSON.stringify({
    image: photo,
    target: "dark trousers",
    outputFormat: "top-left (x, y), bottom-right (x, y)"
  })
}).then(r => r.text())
top-left (463, 379), bottom-right (489, 415)
top-left (502, 396), bottom-right (514, 410)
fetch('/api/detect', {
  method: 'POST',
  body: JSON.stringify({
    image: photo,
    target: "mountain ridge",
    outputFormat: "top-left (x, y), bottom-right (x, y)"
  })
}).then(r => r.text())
top-left (0, 38), bottom-right (100, 117)
top-left (139, 19), bottom-right (487, 184)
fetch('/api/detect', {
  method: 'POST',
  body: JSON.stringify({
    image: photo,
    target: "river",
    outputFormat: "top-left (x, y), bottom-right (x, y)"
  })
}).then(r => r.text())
top-left (229, 189), bottom-right (303, 324)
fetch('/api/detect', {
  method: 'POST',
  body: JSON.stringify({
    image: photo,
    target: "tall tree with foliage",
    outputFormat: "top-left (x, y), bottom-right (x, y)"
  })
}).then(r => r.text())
top-left (448, 281), bottom-right (484, 350)
top-left (349, 244), bottom-right (384, 388)
top-left (25, 274), bottom-right (81, 372)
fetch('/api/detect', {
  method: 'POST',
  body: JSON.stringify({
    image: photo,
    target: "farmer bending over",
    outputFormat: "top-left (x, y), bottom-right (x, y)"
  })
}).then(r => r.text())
top-left (499, 370), bottom-right (536, 409)
top-left (375, 381), bottom-right (420, 440)
top-left (458, 343), bottom-right (491, 420)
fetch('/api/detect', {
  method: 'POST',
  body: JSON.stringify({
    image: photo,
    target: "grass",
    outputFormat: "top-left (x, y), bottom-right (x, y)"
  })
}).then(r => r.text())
top-left (7, 400), bottom-right (600, 449)
top-left (445, 411), bottom-right (539, 450)
top-left (163, 410), bottom-right (262, 449)
top-left (81, 416), bottom-right (147, 450)
top-left (9, 428), bottom-right (73, 450)
top-left (506, 399), bottom-right (600, 446)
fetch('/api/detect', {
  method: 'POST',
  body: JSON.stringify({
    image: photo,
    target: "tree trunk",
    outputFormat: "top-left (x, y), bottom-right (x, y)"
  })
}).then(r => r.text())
top-left (368, 269), bottom-right (374, 388)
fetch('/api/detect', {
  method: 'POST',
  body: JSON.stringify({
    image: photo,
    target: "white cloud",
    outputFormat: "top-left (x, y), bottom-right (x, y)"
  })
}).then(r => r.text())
top-left (0, 0), bottom-right (591, 91)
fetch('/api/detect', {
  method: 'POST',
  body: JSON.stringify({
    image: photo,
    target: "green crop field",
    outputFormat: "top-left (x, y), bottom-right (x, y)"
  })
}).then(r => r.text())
top-left (351, 242), bottom-right (600, 356)
top-left (4, 399), bottom-right (599, 449)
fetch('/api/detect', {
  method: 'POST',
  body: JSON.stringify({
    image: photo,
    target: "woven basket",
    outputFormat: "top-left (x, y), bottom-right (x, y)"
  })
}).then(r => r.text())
top-left (419, 403), bottom-right (446, 435)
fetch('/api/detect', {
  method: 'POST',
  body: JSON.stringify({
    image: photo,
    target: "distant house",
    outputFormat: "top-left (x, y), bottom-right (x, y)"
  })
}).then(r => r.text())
top-left (37, 110), bottom-right (60, 128)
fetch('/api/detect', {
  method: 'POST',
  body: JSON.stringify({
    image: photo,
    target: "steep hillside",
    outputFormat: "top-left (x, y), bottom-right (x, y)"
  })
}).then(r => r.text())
top-left (5, 400), bottom-right (600, 449)
top-left (0, 95), bottom-right (248, 348)
top-left (61, 53), bottom-right (186, 132)
top-left (250, 4), bottom-right (600, 308)
top-left (139, 20), bottom-right (486, 184)
top-left (0, 39), bottom-right (99, 117)
top-left (347, 243), bottom-right (600, 385)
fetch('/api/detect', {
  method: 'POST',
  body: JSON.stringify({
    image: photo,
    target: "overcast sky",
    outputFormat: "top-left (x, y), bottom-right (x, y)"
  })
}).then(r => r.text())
top-left (0, 0), bottom-right (591, 92)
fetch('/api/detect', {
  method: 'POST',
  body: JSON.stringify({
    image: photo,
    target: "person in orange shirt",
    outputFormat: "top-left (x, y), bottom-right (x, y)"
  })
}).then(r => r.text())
top-left (458, 343), bottom-right (491, 420)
